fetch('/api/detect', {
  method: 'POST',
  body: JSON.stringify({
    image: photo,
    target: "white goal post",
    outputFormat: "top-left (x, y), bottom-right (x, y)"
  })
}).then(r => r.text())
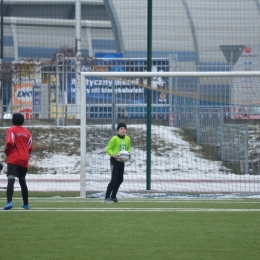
top-left (79, 71), bottom-right (260, 198)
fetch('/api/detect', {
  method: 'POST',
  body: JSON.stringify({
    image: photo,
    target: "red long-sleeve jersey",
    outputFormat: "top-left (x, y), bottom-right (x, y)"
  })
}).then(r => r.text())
top-left (4, 126), bottom-right (32, 168)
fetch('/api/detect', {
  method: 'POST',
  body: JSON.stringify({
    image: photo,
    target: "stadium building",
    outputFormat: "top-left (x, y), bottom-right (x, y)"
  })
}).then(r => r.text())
top-left (1, 0), bottom-right (260, 66)
top-left (1, 0), bottom-right (260, 120)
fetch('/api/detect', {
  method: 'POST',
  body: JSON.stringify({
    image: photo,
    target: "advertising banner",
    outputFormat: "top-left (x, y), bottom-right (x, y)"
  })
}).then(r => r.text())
top-left (12, 83), bottom-right (33, 106)
top-left (12, 83), bottom-right (33, 119)
top-left (85, 78), bottom-right (144, 104)
top-left (11, 61), bottom-right (42, 118)
top-left (67, 59), bottom-right (169, 105)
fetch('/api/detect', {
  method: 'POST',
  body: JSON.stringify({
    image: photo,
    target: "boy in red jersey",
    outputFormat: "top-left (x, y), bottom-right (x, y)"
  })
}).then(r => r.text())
top-left (3, 113), bottom-right (33, 210)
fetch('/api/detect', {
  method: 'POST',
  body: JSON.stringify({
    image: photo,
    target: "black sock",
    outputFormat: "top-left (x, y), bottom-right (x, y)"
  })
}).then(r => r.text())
top-left (19, 179), bottom-right (29, 205)
top-left (6, 179), bottom-right (15, 203)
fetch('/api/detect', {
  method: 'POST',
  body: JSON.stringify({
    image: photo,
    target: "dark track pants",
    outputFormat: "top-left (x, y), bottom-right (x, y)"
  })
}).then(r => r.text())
top-left (105, 161), bottom-right (124, 199)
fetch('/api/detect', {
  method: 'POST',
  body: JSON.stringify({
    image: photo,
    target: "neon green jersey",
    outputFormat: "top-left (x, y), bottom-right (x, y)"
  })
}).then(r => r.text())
top-left (106, 135), bottom-right (131, 157)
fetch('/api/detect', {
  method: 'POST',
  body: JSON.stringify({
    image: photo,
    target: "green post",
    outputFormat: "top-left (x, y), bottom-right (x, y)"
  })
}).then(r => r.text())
top-left (1, 0), bottom-right (4, 102)
top-left (146, 0), bottom-right (152, 190)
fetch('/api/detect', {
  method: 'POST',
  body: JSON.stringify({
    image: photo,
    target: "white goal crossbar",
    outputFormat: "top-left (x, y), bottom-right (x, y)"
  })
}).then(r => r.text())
top-left (81, 71), bottom-right (260, 78)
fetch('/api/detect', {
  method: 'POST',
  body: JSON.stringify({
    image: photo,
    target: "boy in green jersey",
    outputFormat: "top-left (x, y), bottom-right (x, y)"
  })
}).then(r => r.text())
top-left (104, 122), bottom-right (131, 203)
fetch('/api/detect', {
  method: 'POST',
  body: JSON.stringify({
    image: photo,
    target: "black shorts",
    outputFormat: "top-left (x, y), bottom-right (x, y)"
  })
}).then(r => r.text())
top-left (7, 164), bottom-right (28, 179)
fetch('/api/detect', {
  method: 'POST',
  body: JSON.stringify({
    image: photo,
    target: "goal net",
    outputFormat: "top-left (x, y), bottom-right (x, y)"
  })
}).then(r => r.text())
top-left (79, 71), bottom-right (260, 197)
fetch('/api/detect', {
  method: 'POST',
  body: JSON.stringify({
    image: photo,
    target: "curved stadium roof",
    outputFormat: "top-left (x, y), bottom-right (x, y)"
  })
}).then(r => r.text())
top-left (1, 0), bottom-right (260, 69)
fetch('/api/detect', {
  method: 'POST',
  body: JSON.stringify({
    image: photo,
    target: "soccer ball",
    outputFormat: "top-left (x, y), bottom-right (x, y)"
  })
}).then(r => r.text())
top-left (118, 150), bottom-right (130, 162)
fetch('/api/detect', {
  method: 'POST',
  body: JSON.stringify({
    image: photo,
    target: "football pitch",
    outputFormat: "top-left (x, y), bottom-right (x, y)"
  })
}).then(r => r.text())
top-left (0, 197), bottom-right (260, 260)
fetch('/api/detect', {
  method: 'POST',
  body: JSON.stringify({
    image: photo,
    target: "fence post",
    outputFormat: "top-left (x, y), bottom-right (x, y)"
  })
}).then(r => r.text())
top-left (220, 107), bottom-right (224, 160)
top-left (244, 123), bottom-right (249, 174)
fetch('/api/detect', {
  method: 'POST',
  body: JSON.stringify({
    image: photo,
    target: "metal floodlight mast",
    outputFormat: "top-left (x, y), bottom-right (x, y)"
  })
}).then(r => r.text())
top-left (219, 45), bottom-right (245, 110)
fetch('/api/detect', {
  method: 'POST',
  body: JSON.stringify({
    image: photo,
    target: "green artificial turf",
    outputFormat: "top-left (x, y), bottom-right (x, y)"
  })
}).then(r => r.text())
top-left (0, 198), bottom-right (260, 260)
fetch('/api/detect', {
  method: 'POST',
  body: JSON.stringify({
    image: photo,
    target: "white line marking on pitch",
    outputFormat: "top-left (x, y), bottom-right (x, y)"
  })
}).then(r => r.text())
top-left (1, 198), bottom-right (260, 204)
top-left (1, 208), bottom-right (260, 212)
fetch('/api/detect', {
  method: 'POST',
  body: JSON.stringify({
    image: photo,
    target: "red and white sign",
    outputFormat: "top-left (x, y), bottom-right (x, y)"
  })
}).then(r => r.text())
top-left (13, 107), bottom-right (33, 119)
